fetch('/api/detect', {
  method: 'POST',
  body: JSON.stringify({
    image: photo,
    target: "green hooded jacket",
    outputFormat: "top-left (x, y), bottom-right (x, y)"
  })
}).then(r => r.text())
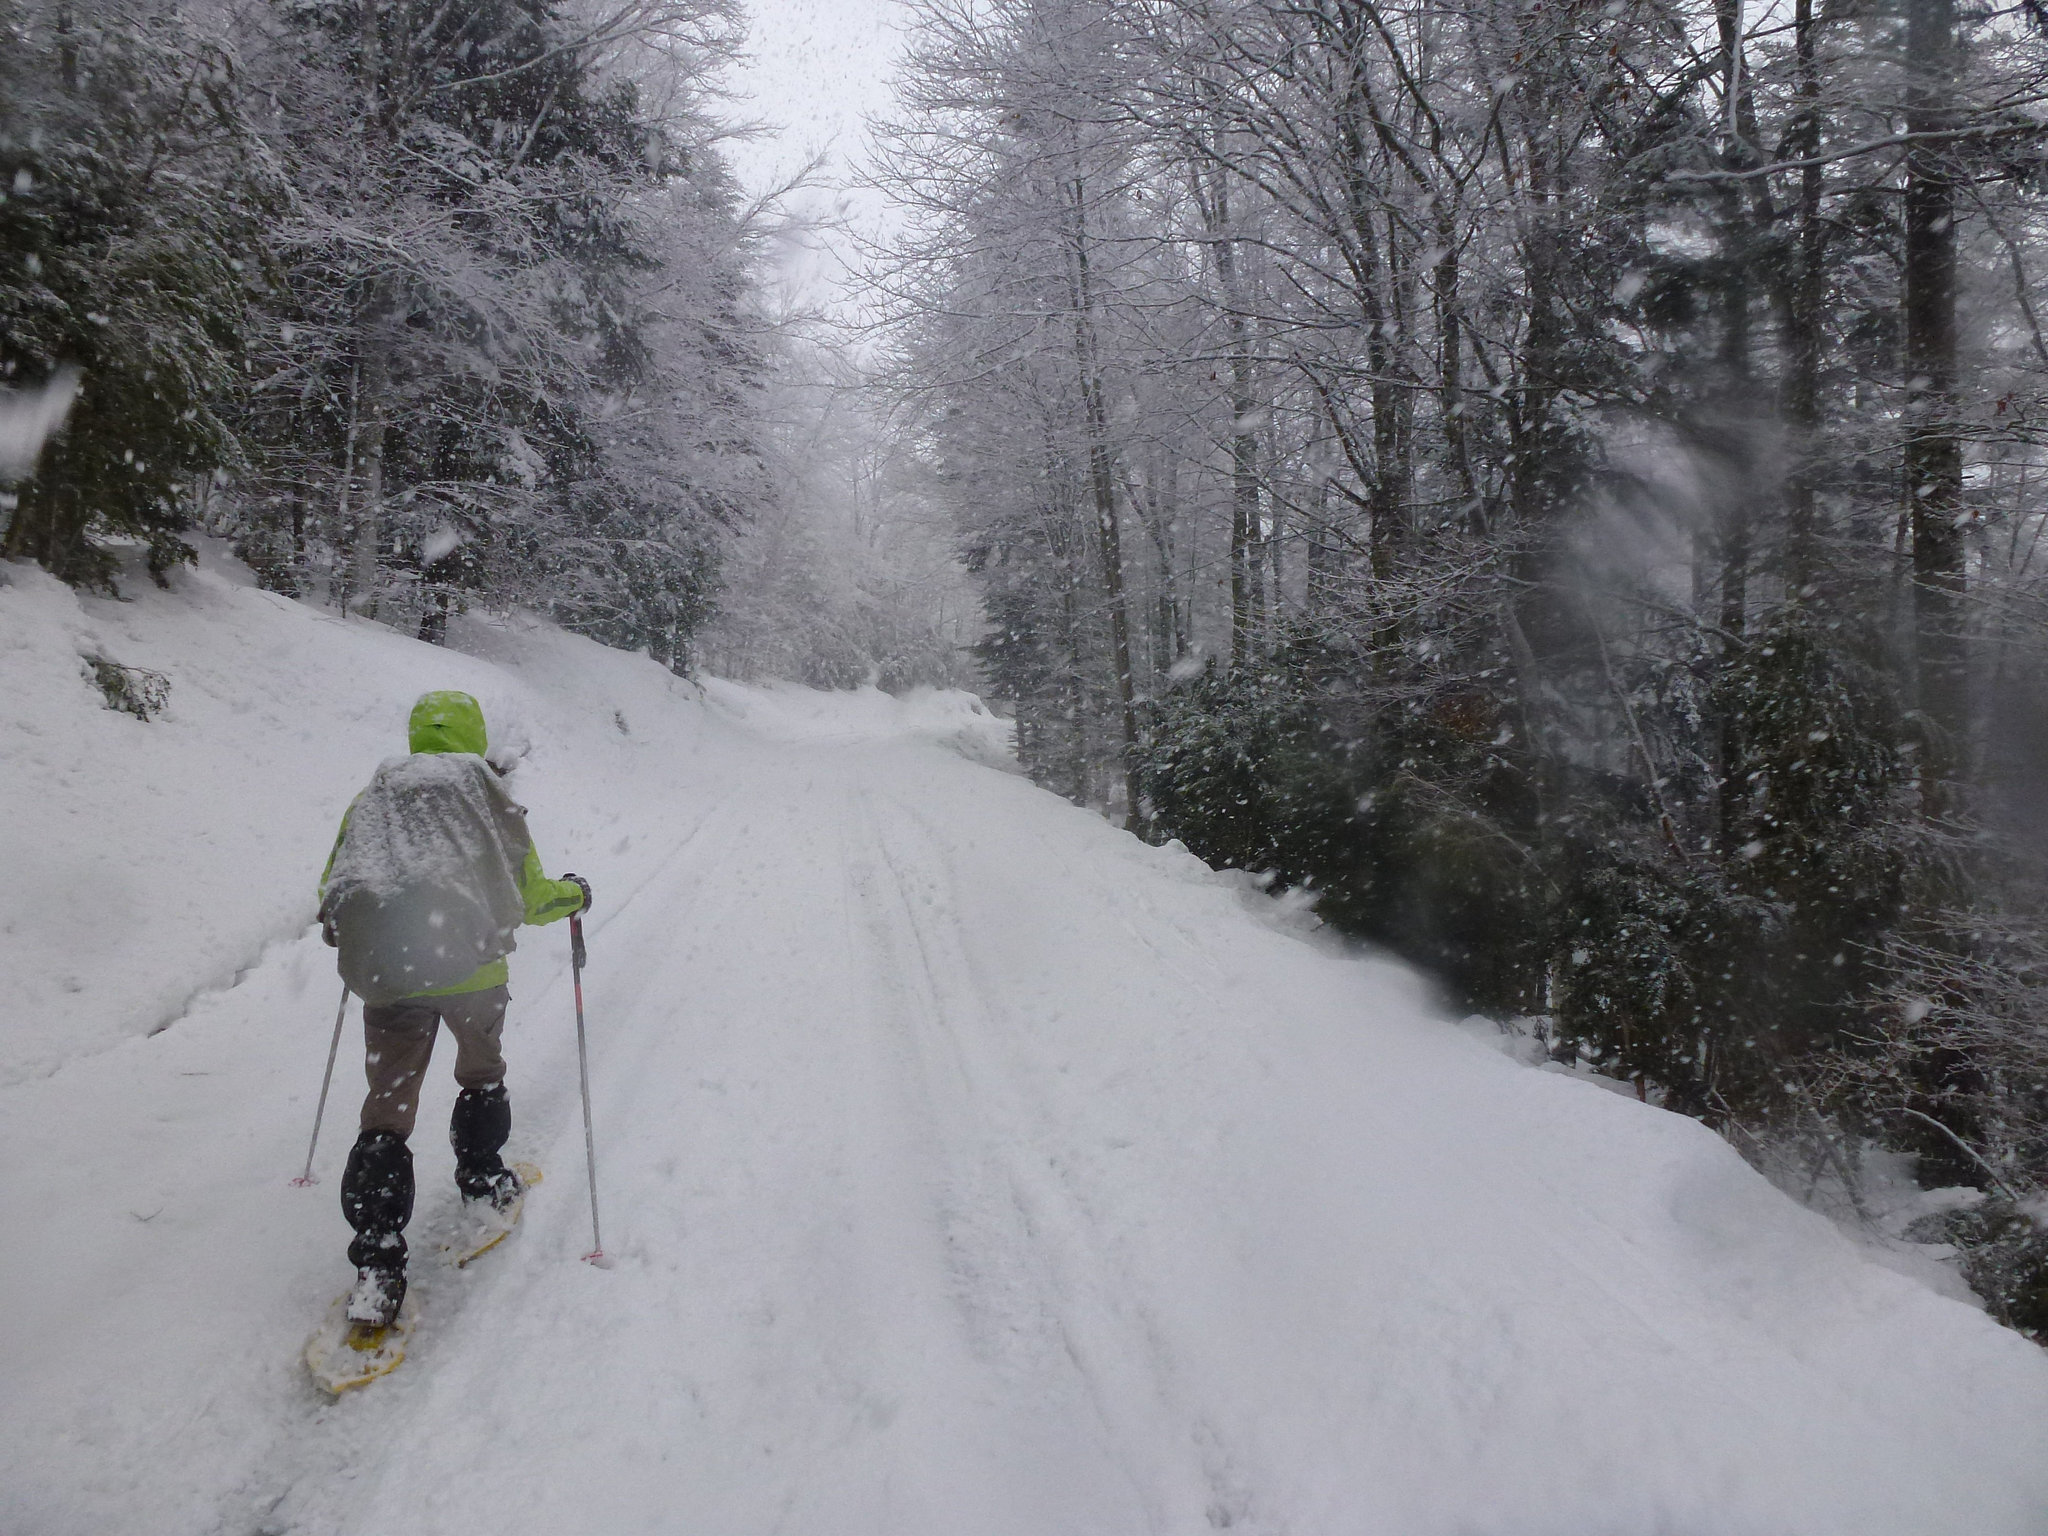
top-left (320, 691), bottom-right (585, 997)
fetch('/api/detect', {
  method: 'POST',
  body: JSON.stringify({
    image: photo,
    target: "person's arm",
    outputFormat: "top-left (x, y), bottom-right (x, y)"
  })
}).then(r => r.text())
top-left (316, 800), bottom-right (358, 943)
top-left (517, 843), bottom-right (587, 926)
top-left (318, 802), bottom-right (355, 898)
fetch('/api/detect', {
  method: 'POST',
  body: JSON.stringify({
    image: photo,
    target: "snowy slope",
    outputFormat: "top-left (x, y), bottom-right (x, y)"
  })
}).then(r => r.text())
top-left (4, 547), bottom-right (2048, 1536)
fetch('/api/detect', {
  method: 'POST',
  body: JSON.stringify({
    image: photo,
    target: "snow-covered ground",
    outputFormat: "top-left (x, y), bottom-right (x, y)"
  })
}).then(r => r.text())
top-left (5, 546), bottom-right (2048, 1536)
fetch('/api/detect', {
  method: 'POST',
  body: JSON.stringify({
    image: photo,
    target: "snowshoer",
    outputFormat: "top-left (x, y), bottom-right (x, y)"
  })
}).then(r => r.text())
top-left (317, 690), bottom-right (590, 1330)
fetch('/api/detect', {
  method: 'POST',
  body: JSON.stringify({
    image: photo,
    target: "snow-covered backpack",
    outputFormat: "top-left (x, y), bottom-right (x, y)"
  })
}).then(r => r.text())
top-left (318, 753), bottom-right (532, 1004)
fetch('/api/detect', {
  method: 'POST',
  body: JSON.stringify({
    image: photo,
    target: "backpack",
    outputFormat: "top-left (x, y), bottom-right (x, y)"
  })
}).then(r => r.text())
top-left (319, 753), bottom-right (532, 1004)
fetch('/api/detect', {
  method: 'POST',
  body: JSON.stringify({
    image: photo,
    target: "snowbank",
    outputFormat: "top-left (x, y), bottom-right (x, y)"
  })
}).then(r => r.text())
top-left (4, 544), bottom-right (2047, 1536)
top-left (699, 675), bottom-right (1019, 769)
top-left (0, 547), bottom-right (690, 1086)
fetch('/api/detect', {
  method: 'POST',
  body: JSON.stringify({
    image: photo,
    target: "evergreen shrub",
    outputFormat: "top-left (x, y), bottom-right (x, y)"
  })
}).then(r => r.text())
top-left (1137, 663), bottom-right (1360, 895)
top-left (86, 655), bottom-right (169, 719)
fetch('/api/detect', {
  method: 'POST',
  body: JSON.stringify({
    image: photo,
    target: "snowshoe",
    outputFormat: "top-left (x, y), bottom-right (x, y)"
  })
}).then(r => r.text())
top-left (446, 1161), bottom-right (540, 1268)
top-left (306, 1278), bottom-right (419, 1395)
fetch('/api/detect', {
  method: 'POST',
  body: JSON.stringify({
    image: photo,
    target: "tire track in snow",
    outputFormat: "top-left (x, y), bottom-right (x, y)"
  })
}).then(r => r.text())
top-left (820, 776), bottom-right (1168, 1527)
top-left (851, 771), bottom-right (1269, 1534)
top-left (860, 770), bottom-right (1286, 1536)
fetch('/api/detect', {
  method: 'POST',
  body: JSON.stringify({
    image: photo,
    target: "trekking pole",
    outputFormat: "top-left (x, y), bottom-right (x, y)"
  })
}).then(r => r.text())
top-left (570, 911), bottom-right (609, 1266)
top-left (292, 980), bottom-right (351, 1187)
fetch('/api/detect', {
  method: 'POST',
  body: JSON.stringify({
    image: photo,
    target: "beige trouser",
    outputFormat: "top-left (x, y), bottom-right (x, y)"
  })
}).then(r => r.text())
top-left (360, 986), bottom-right (510, 1139)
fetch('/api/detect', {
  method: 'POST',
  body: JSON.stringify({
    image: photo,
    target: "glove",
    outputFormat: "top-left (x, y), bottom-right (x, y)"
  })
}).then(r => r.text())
top-left (563, 873), bottom-right (592, 915)
top-left (319, 906), bottom-right (339, 948)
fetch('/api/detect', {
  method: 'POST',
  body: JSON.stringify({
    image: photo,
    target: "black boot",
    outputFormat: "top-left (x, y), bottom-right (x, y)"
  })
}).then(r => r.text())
top-left (341, 1129), bottom-right (413, 1321)
top-left (344, 1264), bottom-right (406, 1330)
top-left (451, 1084), bottom-right (519, 1209)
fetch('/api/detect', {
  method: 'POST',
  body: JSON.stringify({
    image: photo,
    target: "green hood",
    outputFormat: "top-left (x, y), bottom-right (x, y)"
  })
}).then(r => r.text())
top-left (408, 691), bottom-right (488, 756)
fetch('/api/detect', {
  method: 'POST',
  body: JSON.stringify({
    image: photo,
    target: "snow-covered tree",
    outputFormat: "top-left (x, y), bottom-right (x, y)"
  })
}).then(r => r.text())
top-left (873, 0), bottom-right (2048, 1326)
top-left (0, 0), bottom-right (272, 586)
top-left (700, 334), bottom-right (981, 691)
top-left (227, 0), bottom-right (763, 663)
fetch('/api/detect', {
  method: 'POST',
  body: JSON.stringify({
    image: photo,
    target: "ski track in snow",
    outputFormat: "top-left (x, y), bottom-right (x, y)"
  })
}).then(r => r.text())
top-left (6, 549), bottom-right (2048, 1535)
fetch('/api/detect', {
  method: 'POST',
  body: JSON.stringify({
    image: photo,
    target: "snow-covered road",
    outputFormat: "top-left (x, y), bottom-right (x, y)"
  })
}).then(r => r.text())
top-left (6, 554), bottom-right (2048, 1535)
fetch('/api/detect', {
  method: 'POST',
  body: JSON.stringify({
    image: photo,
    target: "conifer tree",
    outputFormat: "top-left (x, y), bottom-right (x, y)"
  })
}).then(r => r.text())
top-left (0, 0), bottom-right (269, 586)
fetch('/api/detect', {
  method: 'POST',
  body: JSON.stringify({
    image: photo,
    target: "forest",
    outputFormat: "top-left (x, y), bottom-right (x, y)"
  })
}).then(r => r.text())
top-left (0, 0), bottom-right (766, 664)
top-left (5, 0), bottom-right (2048, 1339)
top-left (861, 0), bottom-right (2048, 1336)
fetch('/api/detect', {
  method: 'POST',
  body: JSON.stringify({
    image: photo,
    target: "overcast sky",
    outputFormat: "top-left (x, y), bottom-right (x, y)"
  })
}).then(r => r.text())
top-left (722, 0), bottom-right (910, 315)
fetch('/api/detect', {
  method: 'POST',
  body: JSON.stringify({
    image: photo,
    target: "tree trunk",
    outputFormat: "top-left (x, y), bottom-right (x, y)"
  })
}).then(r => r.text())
top-left (1716, 0), bottom-right (1751, 851)
top-left (1263, 419), bottom-right (1282, 640)
top-left (1904, 0), bottom-right (1966, 809)
top-left (1305, 464), bottom-right (1338, 620)
top-left (1228, 311), bottom-right (1258, 665)
top-left (1329, 24), bottom-right (1408, 637)
top-left (334, 358), bottom-right (359, 610)
top-left (1062, 167), bottom-right (1141, 824)
top-left (1131, 450), bottom-right (1185, 667)
top-left (1435, 227), bottom-right (1483, 536)
top-left (1778, 0), bottom-right (1826, 590)
top-left (1510, 128), bottom-right (1561, 530)
top-left (351, 0), bottom-right (392, 619)
top-left (55, 4), bottom-right (76, 92)
top-left (354, 298), bottom-right (392, 619)
top-left (1204, 162), bottom-right (1260, 670)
